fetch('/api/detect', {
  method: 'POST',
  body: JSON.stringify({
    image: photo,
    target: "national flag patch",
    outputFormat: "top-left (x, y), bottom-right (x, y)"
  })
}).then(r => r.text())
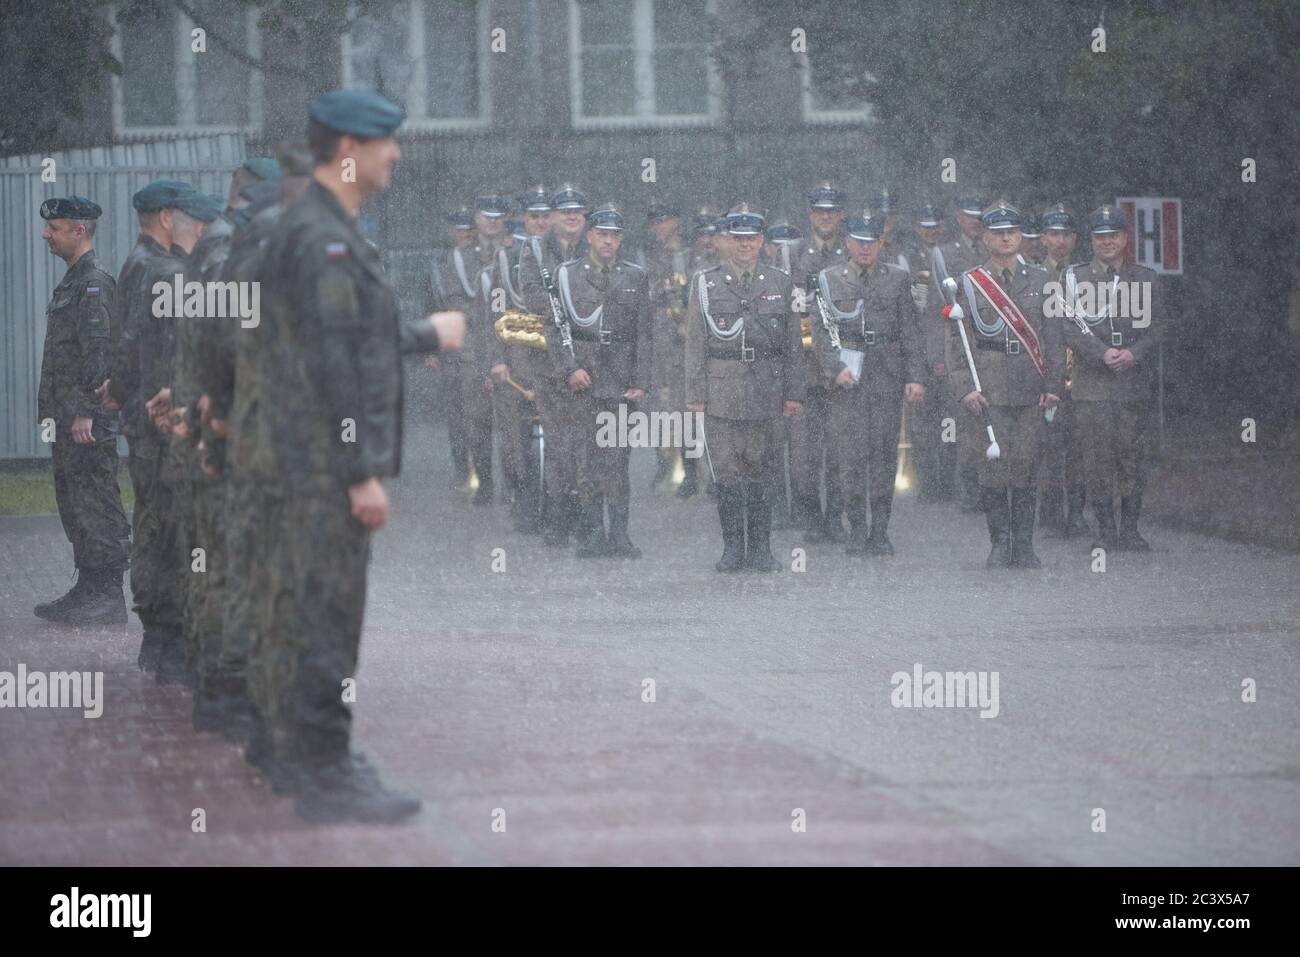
top-left (325, 242), bottom-right (349, 259)
top-left (86, 286), bottom-right (100, 296)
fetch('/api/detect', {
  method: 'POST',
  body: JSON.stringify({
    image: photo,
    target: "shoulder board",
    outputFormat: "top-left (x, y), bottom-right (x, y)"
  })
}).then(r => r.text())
top-left (700, 263), bottom-right (724, 275)
top-left (618, 259), bottom-right (645, 273)
top-left (764, 263), bottom-right (789, 278)
top-left (882, 262), bottom-right (907, 274)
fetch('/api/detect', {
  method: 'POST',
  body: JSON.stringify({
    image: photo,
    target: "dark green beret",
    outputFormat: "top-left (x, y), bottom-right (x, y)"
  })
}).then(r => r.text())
top-left (40, 196), bottom-right (102, 220)
top-left (241, 157), bottom-right (281, 181)
top-left (309, 89), bottom-right (403, 138)
top-left (175, 190), bottom-right (225, 223)
top-left (132, 179), bottom-right (193, 213)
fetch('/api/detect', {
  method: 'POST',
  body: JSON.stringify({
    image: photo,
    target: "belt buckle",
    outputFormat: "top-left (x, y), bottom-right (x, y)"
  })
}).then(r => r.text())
top-left (863, 330), bottom-right (876, 346)
top-left (599, 329), bottom-right (612, 345)
top-left (1006, 339), bottom-right (1021, 355)
top-left (1110, 332), bottom-right (1123, 347)
top-left (741, 345), bottom-right (755, 362)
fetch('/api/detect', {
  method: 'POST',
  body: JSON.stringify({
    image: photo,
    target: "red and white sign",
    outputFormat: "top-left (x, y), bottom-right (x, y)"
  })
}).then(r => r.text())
top-left (1118, 197), bottom-right (1182, 275)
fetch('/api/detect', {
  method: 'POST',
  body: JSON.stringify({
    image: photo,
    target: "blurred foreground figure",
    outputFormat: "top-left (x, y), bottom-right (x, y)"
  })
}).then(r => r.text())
top-left (34, 196), bottom-right (130, 625)
top-left (257, 89), bottom-right (461, 824)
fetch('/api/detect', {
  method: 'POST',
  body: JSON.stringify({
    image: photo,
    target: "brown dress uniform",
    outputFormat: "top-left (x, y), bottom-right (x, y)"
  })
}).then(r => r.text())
top-left (684, 258), bottom-right (805, 571)
top-left (1062, 255), bottom-right (1167, 548)
top-left (811, 258), bottom-right (926, 554)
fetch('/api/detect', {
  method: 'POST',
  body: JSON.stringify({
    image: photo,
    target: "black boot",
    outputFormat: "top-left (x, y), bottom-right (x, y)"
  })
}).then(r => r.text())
top-left (513, 481), bottom-right (543, 534)
top-left (983, 487), bottom-right (1012, 568)
top-left (155, 624), bottom-right (194, 687)
top-left (651, 450), bottom-right (674, 491)
top-left (137, 619), bottom-right (163, 674)
top-left (714, 484), bottom-right (746, 572)
top-left (960, 466), bottom-right (982, 513)
top-left (1065, 485), bottom-right (1091, 537)
top-left (574, 494), bottom-right (610, 557)
top-left (605, 497), bottom-right (641, 559)
top-left (844, 497), bottom-right (869, 556)
top-left (744, 482), bottom-right (779, 572)
top-left (770, 479), bottom-right (791, 529)
top-left (60, 568), bottom-right (128, 626)
top-left (1118, 493), bottom-right (1151, 551)
top-left (1092, 497), bottom-right (1118, 550)
top-left (803, 489), bottom-right (827, 542)
top-left (542, 492), bottom-right (571, 546)
top-left (866, 494), bottom-right (895, 556)
top-left (293, 752), bottom-right (421, 825)
top-left (676, 456), bottom-right (698, 498)
top-left (822, 484), bottom-right (846, 543)
top-left (34, 569), bottom-right (90, 621)
top-left (1039, 483), bottom-right (1065, 536)
top-left (1009, 487), bottom-right (1042, 568)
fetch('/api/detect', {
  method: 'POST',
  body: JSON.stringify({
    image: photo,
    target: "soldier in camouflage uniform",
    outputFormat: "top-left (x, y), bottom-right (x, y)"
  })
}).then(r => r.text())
top-left (34, 196), bottom-right (130, 625)
top-left (257, 90), bottom-right (460, 823)
top-left (103, 180), bottom-right (191, 675)
top-left (945, 202), bottom-right (1066, 568)
top-left (810, 212), bottom-right (927, 556)
top-left (685, 206), bottom-right (805, 572)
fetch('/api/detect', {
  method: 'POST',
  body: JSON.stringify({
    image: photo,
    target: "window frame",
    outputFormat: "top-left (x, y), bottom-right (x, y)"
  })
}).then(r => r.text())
top-left (109, 2), bottom-right (263, 139)
top-left (568, 0), bottom-right (720, 131)
top-left (340, 0), bottom-right (493, 133)
top-left (797, 50), bottom-right (874, 126)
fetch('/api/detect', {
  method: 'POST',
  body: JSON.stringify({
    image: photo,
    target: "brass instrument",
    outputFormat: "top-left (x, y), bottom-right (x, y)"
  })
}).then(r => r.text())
top-left (661, 270), bottom-right (689, 322)
top-left (801, 316), bottom-right (813, 351)
top-left (494, 310), bottom-right (548, 350)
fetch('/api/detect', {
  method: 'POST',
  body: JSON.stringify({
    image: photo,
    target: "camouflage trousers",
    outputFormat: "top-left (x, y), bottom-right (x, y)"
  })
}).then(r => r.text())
top-left (178, 467), bottom-right (227, 686)
top-left (977, 404), bottom-right (1045, 489)
top-left (261, 480), bottom-right (370, 765)
top-left (126, 435), bottom-right (182, 628)
top-left (233, 479), bottom-right (284, 726)
top-left (51, 435), bottom-right (129, 573)
top-left (829, 385), bottom-right (903, 503)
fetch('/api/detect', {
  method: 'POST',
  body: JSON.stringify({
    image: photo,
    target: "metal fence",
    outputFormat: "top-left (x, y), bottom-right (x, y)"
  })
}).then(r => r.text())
top-left (0, 134), bottom-right (246, 460)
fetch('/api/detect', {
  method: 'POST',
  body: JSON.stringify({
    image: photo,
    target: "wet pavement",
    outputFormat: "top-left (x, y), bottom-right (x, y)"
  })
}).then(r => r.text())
top-left (2, 412), bottom-right (1298, 865)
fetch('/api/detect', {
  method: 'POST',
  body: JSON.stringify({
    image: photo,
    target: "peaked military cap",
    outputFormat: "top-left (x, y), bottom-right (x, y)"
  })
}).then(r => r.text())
top-left (808, 182), bottom-right (845, 209)
top-left (520, 185), bottom-right (551, 212)
top-left (1088, 204), bottom-right (1127, 234)
top-left (241, 157), bottom-right (281, 181)
top-left (914, 203), bottom-right (944, 227)
top-left (1019, 213), bottom-right (1042, 238)
top-left (174, 190), bottom-right (225, 223)
top-left (845, 210), bottom-right (885, 242)
top-left (691, 207), bottom-right (718, 234)
top-left (766, 221), bottom-right (803, 243)
top-left (646, 203), bottom-right (682, 222)
top-left (40, 196), bottom-right (102, 220)
top-left (551, 183), bottom-right (588, 210)
top-left (586, 204), bottom-right (625, 232)
top-left (308, 89), bottom-right (403, 137)
top-left (725, 203), bottom-right (765, 235)
top-left (981, 200), bottom-right (1022, 231)
top-left (132, 179), bottom-right (192, 213)
top-left (872, 188), bottom-right (894, 214)
top-left (956, 195), bottom-right (985, 216)
top-left (475, 193), bottom-right (511, 218)
top-left (446, 206), bottom-right (475, 229)
top-left (1040, 203), bottom-right (1077, 232)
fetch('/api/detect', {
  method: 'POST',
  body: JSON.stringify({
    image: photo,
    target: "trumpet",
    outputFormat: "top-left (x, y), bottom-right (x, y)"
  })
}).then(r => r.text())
top-left (494, 310), bottom-right (548, 350)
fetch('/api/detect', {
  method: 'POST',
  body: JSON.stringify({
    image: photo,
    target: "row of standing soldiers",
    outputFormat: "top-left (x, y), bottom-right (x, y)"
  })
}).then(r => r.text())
top-left (429, 183), bottom-right (1165, 571)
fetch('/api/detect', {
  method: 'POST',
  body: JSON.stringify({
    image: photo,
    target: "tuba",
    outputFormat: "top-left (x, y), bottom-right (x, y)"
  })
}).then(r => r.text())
top-left (494, 310), bottom-right (548, 349)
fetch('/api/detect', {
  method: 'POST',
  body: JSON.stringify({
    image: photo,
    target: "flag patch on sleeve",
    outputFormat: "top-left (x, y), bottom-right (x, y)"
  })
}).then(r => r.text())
top-left (325, 242), bottom-right (349, 259)
top-left (86, 286), bottom-right (100, 296)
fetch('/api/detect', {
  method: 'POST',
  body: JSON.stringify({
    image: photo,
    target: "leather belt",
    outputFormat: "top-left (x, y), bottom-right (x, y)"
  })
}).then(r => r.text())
top-left (975, 337), bottom-right (1022, 354)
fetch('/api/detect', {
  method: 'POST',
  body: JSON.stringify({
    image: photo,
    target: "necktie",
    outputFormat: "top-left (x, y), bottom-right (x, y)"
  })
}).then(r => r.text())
top-left (1002, 268), bottom-right (1013, 287)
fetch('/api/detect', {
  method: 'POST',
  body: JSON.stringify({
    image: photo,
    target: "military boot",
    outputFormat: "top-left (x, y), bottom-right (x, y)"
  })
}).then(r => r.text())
top-left (605, 497), bottom-right (641, 559)
top-left (542, 492), bottom-right (572, 546)
top-left (676, 456), bottom-right (698, 498)
top-left (1009, 487), bottom-right (1042, 568)
top-left (1039, 483), bottom-right (1066, 536)
top-left (137, 619), bottom-right (163, 675)
top-left (822, 484), bottom-right (847, 543)
top-left (34, 569), bottom-right (90, 621)
top-left (983, 487), bottom-right (1012, 568)
top-left (60, 568), bottom-right (128, 626)
top-left (803, 489), bottom-right (827, 542)
top-left (1092, 497), bottom-right (1119, 550)
top-left (294, 753), bottom-right (421, 825)
top-left (155, 624), bottom-right (194, 687)
top-left (1064, 485), bottom-right (1091, 537)
top-left (844, 497), bottom-right (870, 556)
top-left (1118, 493), bottom-right (1152, 551)
top-left (513, 482), bottom-right (543, 534)
top-left (574, 494), bottom-right (610, 558)
top-left (744, 482), bottom-right (780, 572)
top-left (959, 466), bottom-right (982, 513)
top-left (866, 494), bottom-right (895, 556)
top-left (714, 484), bottom-right (746, 572)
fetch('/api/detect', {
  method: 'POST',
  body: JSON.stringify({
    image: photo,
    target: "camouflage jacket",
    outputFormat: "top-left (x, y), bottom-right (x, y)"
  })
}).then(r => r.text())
top-left (108, 234), bottom-right (179, 437)
top-left (37, 249), bottom-right (116, 439)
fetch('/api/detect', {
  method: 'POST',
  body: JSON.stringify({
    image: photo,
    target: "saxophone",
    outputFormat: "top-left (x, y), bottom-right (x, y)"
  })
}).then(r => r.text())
top-left (494, 310), bottom-right (548, 349)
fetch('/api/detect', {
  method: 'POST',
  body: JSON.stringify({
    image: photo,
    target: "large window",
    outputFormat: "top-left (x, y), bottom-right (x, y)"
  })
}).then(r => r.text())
top-left (798, 39), bottom-right (873, 124)
top-left (569, 0), bottom-right (718, 129)
top-left (342, 0), bottom-right (491, 130)
top-left (112, 0), bottom-right (261, 136)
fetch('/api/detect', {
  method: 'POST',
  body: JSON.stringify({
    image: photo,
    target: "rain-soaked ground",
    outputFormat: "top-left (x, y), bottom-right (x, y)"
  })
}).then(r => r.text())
top-left (2, 395), bottom-right (1298, 865)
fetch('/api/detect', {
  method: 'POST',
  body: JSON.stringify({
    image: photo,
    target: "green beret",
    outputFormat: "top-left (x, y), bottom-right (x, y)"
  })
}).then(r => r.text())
top-left (132, 179), bottom-right (192, 213)
top-left (241, 157), bottom-right (281, 181)
top-left (40, 196), bottom-right (102, 220)
top-left (309, 89), bottom-right (403, 138)
top-left (174, 191), bottom-right (225, 223)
